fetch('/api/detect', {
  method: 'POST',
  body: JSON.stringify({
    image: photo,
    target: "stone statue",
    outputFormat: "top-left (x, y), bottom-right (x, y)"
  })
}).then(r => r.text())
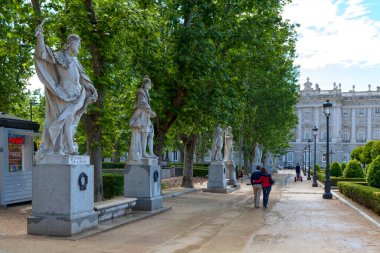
top-left (254, 143), bottom-right (263, 163)
top-left (34, 20), bottom-right (97, 160)
top-left (223, 126), bottom-right (234, 162)
top-left (129, 76), bottom-right (157, 160)
top-left (211, 125), bottom-right (224, 161)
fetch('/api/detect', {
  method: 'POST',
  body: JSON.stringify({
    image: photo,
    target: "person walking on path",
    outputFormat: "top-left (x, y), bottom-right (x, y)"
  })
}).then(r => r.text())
top-left (295, 163), bottom-right (301, 178)
top-left (253, 167), bottom-right (273, 208)
top-left (250, 165), bottom-right (262, 208)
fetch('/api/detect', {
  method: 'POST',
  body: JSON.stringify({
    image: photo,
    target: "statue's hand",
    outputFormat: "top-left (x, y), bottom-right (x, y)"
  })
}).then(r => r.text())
top-left (91, 89), bottom-right (98, 102)
top-left (35, 19), bottom-right (46, 38)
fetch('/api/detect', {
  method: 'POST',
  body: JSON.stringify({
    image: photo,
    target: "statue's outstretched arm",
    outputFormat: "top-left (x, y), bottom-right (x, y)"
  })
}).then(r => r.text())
top-left (35, 19), bottom-right (47, 58)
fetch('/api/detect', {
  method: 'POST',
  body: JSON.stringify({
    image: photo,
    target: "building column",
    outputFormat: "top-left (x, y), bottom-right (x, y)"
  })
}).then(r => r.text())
top-left (368, 108), bottom-right (372, 140)
top-left (314, 106), bottom-right (319, 130)
top-left (351, 108), bottom-right (356, 142)
top-left (332, 106), bottom-right (341, 142)
top-left (297, 107), bottom-right (302, 142)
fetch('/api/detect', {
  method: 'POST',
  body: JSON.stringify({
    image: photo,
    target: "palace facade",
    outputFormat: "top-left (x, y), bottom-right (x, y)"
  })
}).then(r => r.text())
top-left (283, 78), bottom-right (380, 168)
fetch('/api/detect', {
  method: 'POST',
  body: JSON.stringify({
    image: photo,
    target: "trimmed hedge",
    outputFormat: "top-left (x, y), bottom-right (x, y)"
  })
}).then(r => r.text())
top-left (316, 171), bottom-right (366, 186)
top-left (338, 182), bottom-right (380, 215)
top-left (344, 160), bottom-right (364, 178)
top-left (103, 173), bottom-right (124, 199)
top-left (367, 155), bottom-right (380, 188)
top-left (194, 168), bottom-right (208, 177)
top-left (330, 162), bottom-right (342, 177)
top-left (102, 162), bottom-right (125, 169)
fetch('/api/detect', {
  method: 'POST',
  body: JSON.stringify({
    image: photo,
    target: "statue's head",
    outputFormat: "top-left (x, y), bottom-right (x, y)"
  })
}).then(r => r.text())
top-left (142, 76), bottom-right (152, 89)
top-left (63, 34), bottom-right (81, 56)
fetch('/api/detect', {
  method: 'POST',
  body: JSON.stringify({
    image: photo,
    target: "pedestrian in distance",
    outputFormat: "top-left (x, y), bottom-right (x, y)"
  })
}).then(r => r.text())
top-left (295, 163), bottom-right (301, 178)
top-left (250, 165), bottom-right (262, 208)
top-left (253, 167), bottom-right (274, 208)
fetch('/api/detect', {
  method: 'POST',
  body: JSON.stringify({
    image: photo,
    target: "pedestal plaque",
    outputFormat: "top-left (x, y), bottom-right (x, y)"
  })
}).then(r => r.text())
top-left (124, 158), bottom-right (163, 211)
top-left (27, 155), bottom-right (98, 236)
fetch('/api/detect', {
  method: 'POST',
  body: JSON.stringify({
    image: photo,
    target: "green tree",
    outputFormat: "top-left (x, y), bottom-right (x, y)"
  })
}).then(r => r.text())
top-left (351, 145), bottom-right (363, 162)
top-left (330, 162), bottom-right (342, 177)
top-left (360, 140), bottom-right (375, 165)
top-left (366, 156), bottom-right (380, 188)
top-left (343, 160), bottom-right (364, 178)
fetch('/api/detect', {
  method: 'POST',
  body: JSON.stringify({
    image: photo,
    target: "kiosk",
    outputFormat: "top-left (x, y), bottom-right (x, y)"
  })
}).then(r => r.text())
top-left (0, 112), bottom-right (39, 207)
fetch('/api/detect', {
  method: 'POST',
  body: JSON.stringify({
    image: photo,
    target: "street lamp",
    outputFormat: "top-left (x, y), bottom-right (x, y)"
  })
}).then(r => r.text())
top-left (307, 139), bottom-right (312, 180)
top-left (312, 126), bottom-right (318, 187)
top-left (323, 100), bottom-right (333, 199)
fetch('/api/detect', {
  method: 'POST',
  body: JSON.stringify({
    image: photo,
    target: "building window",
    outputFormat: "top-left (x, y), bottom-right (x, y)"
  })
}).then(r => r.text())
top-left (342, 130), bottom-right (350, 142)
top-left (322, 152), bottom-right (326, 162)
top-left (173, 151), bottom-right (178, 161)
top-left (320, 130), bottom-right (327, 141)
top-left (303, 108), bottom-right (311, 115)
top-left (374, 129), bottom-right (380, 140)
top-left (358, 108), bottom-right (365, 115)
top-left (343, 153), bottom-right (350, 162)
top-left (375, 108), bottom-right (380, 115)
top-left (343, 110), bottom-right (349, 116)
top-left (357, 131), bottom-right (366, 142)
top-left (303, 131), bottom-right (311, 141)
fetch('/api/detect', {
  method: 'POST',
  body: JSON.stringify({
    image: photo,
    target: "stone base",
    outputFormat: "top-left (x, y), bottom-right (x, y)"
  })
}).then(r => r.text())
top-left (94, 198), bottom-right (137, 222)
top-left (203, 184), bottom-right (241, 194)
top-left (124, 163), bottom-right (163, 211)
top-left (134, 196), bottom-right (163, 211)
top-left (207, 162), bottom-right (227, 189)
top-left (27, 157), bottom-right (98, 236)
top-left (27, 211), bottom-right (98, 237)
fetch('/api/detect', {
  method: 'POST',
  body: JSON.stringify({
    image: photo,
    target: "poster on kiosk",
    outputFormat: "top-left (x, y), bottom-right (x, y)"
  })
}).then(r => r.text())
top-left (0, 113), bottom-right (39, 207)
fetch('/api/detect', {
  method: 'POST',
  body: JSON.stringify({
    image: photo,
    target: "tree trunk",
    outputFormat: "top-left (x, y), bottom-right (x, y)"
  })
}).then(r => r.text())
top-left (181, 133), bottom-right (198, 188)
top-left (82, 113), bottom-right (103, 202)
top-left (112, 142), bottom-right (120, 163)
top-left (238, 122), bottom-right (244, 172)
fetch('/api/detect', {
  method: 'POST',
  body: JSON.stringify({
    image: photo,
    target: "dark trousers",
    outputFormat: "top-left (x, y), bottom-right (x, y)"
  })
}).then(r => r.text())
top-left (263, 186), bottom-right (272, 208)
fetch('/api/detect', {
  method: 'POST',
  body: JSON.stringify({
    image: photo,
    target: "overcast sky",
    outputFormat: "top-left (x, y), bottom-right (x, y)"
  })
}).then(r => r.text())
top-left (283, 0), bottom-right (380, 92)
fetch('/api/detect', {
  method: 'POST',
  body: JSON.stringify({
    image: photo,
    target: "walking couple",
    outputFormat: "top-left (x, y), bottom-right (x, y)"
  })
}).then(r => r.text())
top-left (250, 165), bottom-right (274, 208)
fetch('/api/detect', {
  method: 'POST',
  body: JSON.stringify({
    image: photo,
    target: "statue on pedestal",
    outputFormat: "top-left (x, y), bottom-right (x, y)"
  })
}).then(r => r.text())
top-left (129, 76), bottom-right (157, 160)
top-left (254, 143), bottom-right (263, 163)
top-left (34, 20), bottom-right (97, 160)
top-left (224, 126), bottom-right (234, 162)
top-left (211, 125), bottom-right (224, 161)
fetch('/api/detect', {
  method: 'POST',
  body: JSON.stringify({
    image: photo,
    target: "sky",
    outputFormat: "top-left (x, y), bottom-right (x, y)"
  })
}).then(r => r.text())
top-left (28, 0), bottom-right (380, 92)
top-left (283, 0), bottom-right (380, 92)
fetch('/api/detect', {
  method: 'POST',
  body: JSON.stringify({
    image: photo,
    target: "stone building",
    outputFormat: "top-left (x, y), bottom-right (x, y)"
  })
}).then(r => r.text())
top-left (283, 78), bottom-right (380, 169)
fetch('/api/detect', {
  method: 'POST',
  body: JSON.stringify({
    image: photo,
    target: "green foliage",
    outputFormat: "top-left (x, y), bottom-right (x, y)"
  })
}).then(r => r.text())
top-left (102, 162), bottom-right (125, 169)
top-left (343, 160), bottom-right (364, 178)
top-left (351, 146), bottom-right (363, 162)
top-left (102, 173), bottom-right (124, 199)
top-left (341, 162), bottom-right (346, 173)
top-left (330, 177), bottom-right (366, 187)
top-left (193, 168), bottom-right (208, 177)
top-left (371, 141), bottom-right (380, 161)
top-left (366, 155), bottom-right (380, 188)
top-left (315, 164), bottom-right (321, 172)
top-left (360, 140), bottom-right (375, 165)
top-left (338, 182), bottom-right (380, 215)
top-left (330, 162), bottom-right (342, 177)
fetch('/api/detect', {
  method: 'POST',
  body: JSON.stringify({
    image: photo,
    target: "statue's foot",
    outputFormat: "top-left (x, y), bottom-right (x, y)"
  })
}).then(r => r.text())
top-left (142, 153), bottom-right (149, 158)
top-left (149, 154), bottom-right (158, 158)
top-left (69, 150), bottom-right (79, 155)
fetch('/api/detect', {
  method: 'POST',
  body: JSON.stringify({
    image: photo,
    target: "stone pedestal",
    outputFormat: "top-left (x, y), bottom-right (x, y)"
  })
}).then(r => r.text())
top-left (27, 154), bottom-right (98, 236)
top-left (124, 158), bottom-right (163, 211)
top-left (207, 161), bottom-right (227, 189)
top-left (225, 161), bottom-right (237, 186)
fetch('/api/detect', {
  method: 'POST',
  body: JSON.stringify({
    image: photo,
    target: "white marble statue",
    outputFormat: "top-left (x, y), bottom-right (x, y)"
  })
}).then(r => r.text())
top-left (34, 20), bottom-right (98, 160)
top-left (129, 76), bottom-right (157, 160)
top-left (223, 126), bottom-right (234, 162)
top-left (254, 143), bottom-right (263, 163)
top-left (211, 125), bottom-right (224, 161)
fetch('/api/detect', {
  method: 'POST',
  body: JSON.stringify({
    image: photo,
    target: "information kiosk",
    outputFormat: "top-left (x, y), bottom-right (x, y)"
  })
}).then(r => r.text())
top-left (0, 112), bottom-right (39, 207)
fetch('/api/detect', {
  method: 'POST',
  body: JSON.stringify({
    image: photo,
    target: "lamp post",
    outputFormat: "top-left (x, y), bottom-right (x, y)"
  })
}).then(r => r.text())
top-left (323, 100), bottom-right (333, 199)
top-left (312, 126), bottom-right (318, 187)
top-left (307, 139), bottom-right (312, 180)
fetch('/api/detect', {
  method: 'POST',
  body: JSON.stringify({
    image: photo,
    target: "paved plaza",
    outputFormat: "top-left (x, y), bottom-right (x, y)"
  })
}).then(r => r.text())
top-left (1, 170), bottom-right (380, 253)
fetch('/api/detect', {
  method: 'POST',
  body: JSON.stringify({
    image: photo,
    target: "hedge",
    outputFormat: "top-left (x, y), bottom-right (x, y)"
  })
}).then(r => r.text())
top-left (102, 162), bottom-right (125, 169)
top-left (103, 173), bottom-right (124, 199)
top-left (338, 182), bottom-right (380, 215)
top-left (316, 172), bottom-right (366, 186)
top-left (193, 168), bottom-right (208, 177)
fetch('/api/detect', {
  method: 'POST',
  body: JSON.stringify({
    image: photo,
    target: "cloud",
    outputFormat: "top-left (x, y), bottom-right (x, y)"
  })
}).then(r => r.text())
top-left (282, 0), bottom-right (380, 69)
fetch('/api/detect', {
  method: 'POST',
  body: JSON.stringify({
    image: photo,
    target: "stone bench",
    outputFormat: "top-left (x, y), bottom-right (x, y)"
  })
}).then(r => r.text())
top-left (94, 197), bottom-right (137, 222)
